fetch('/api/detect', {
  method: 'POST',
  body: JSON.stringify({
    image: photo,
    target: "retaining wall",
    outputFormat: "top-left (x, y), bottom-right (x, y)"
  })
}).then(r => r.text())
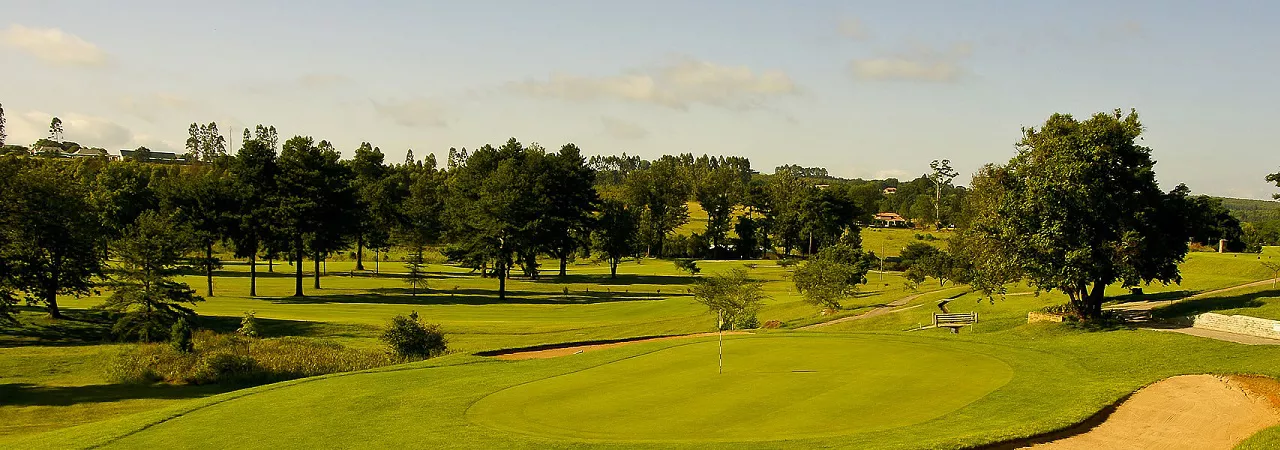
top-left (1192, 313), bottom-right (1280, 340)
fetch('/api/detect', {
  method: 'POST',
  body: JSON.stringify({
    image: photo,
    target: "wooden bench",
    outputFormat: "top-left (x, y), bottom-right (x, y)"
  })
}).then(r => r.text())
top-left (934, 312), bottom-right (977, 333)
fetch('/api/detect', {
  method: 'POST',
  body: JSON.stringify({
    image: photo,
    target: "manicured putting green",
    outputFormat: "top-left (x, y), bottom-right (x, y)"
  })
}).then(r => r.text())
top-left (468, 335), bottom-right (1014, 442)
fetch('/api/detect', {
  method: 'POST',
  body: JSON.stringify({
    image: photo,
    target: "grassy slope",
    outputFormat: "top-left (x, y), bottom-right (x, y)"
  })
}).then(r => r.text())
top-left (9, 328), bottom-right (1280, 449)
top-left (4, 239), bottom-right (1280, 447)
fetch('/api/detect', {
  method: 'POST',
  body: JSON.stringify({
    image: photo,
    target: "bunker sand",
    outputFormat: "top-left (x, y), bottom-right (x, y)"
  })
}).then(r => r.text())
top-left (1032, 375), bottom-right (1280, 450)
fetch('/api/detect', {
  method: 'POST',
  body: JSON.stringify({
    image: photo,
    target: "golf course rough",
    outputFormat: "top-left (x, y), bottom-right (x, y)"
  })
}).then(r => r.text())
top-left (467, 335), bottom-right (1014, 442)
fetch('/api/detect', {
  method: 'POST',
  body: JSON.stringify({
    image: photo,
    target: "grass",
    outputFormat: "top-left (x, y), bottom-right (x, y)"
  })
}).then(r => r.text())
top-left (4, 240), bottom-right (1280, 448)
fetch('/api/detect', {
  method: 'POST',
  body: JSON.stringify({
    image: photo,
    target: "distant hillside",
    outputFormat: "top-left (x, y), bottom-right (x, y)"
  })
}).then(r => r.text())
top-left (1218, 197), bottom-right (1280, 223)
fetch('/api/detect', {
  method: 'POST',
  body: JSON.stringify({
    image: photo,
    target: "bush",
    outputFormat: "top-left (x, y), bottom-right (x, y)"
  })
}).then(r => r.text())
top-left (777, 258), bottom-right (798, 268)
top-left (170, 319), bottom-right (194, 353)
top-left (381, 311), bottom-right (447, 359)
top-left (107, 330), bottom-right (394, 385)
top-left (237, 311), bottom-right (260, 337)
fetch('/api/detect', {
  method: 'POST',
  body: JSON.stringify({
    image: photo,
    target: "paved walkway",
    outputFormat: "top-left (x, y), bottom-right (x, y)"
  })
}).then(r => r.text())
top-left (797, 293), bottom-right (925, 330)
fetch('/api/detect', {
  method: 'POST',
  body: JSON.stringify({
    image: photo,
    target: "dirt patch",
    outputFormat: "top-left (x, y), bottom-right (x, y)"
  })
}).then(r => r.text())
top-left (1030, 375), bottom-right (1280, 450)
top-left (491, 331), bottom-right (750, 360)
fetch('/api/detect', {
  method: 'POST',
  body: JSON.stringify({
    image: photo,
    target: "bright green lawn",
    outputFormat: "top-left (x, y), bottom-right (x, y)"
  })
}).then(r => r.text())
top-left (4, 244), bottom-right (1280, 448)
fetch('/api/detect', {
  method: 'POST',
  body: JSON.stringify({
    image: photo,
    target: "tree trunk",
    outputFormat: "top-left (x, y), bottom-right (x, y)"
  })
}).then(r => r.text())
top-left (497, 260), bottom-right (507, 301)
top-left (205, 242), bottom-right (215, 297)
top-left (375, 249), bottom-right (380, 275)
top-left (559, 254), bottom-right (568, 277)
top-left (1085, 281), bottom-right (1107, 318)
top-left (293, 241), bottom-right (304, 297)
top-left (610, 257), bottom-right (619, 279)
top-left (355, 236), bottom-right (365, 271)
top-left (269, 257), bottom-right (274, 273)
top-left (249, 253), bottom-right (257, 297)
top-left (45, 289), bottom-right (61, 319)
top-left (313, 252), bottom-right (322, 290)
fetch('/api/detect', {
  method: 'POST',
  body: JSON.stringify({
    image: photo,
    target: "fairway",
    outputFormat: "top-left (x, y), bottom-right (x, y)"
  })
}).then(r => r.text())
top-left (467, 335), bottom-right (1014, 442)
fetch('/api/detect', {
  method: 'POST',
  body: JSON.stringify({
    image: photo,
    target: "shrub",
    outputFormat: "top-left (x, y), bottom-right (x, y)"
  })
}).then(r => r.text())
top-left (107, 330), bottom-right (394, 385)
top-left (777, 258), bottom-right (797, 268)
top-left (237, 311), bottom-right (260, 337)
top-left (381, 311), bottom-right (447, 359)
top-left (170, 318), bottom-right (194, 353)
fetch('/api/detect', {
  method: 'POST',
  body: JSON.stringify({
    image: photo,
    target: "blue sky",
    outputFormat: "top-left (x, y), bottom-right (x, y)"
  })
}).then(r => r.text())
top-left (2, 0), bottom-right (1277, 198)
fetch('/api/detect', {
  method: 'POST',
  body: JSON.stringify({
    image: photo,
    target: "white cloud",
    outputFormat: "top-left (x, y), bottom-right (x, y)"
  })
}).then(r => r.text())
top-left (837, 18), bottom-right (869, 40)
top-left (850, 43), bottom-right (972, 82)
top-left (511, 56), bottom-right (797, 110)
top-left (297, 74), bottom-right (352, 89)
top-left (9, 111), bottom-right (154, 150)
top-left (371, 98), bottom-right (449, 128)
top-left (1, 25), bottom-right (108, 67)
top-left (601, 117), bottom-right (649, 140)
top-left (118, 93), bottom-right (197, 122)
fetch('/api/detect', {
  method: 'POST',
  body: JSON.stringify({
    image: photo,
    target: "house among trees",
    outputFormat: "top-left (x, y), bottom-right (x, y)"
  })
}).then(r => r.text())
top-left (116, 148), bottom-right (181, 164)
top-left (874, 212), bottom-right (908, 228)
top-left (883, 187), bottom-right (897, 195)
top-left (67, 147), bottom-right (109, 159)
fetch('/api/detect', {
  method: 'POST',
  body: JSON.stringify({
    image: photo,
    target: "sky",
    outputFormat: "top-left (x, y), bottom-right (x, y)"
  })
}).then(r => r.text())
top-left (1, 0), bottom-right (1278, 198)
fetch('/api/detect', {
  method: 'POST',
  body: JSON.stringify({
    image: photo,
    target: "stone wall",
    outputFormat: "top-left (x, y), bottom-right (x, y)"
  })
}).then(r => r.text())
top-left (1192, 313), bottom-right (1280, 340)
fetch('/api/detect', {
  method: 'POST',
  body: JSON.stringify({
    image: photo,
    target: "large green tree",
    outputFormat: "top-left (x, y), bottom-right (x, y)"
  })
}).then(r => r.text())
top-left (185, 122), bottom-right (228, 163)
top-left (347, 142), bottom-right (394, 271)
top-left (592, 199), bottom-right (638, 278)
top-left (396, 154), bottom-right (445, 292)
top-left (959, 109), bottom-right (1190, 319)
top-left (695, 157), bottom-right (749, 258)
top-left (275, 136), bottom-right (353, 296)
top-left (625, 156), bottom-right (690, 257)
top-left (101, 211), bottom-right (202, 342)
top-left (539, 144), bottom-right (598, 277)
top-left (161, 166), bottom-right (236, 297)
top-left (227, 126), bottom-right (279, 297)
top-left (1, 161), bottom-right (104, 318)
top-left (445, 139), bottom-right (540, 300)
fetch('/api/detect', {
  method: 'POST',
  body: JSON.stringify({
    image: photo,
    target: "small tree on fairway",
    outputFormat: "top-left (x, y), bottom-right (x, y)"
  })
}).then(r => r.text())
top-left (102, 211), bottom-right (203, 342)
top-left (237, 311), bottom-right (260, 337)
top-left (792, 243), bottom-right (873, 310)
top-left (691, 268), bottom-right (765, 330)
top-left (381, 311), bottom-right (447, 359)
top-left (404, 251), bottom-right (428, 296)
top-left (674, 258), bottom-right (701, 276)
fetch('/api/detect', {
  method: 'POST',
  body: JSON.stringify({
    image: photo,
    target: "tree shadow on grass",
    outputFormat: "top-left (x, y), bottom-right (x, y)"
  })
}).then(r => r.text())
top-left (1108, 290), bottom-right (1194, 305)
top-left (0, 307), bottom-right (115, 348)
top-left (527, 273), bottom-right (695, 286)
top-left (0, 383), bottom-right (233, 407)
top-left (267, 288), bottom-right (683, 306)
top-left (194, 315), bottom-right (379, 339)
top-left (1152, 289), bottom-right (1280, 318)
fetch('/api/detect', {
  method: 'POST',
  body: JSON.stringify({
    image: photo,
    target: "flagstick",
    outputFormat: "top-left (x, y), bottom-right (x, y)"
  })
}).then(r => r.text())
top-left (718, 310), bottom-right (724, 375)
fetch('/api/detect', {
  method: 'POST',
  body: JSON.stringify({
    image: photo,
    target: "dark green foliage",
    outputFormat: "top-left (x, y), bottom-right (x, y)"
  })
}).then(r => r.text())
top-left (228, 126), bottom-right (280, 297)
top-left (592, 199), bottom-right (637, 278)
top-left (539, 144), bottom-right (599, 276)
top-left (691, 268), bottom-right (765, 330)
top-left (957, 109), bottom-right (1189, 319)
top-left (792, 243), bottom-right (874, 310)
top-left (733, 216), bottom-right (763, 259)
top-left (102, 211), bottom-right (202, 342)
top-left (1181, 195), bottom-right (1246, 251)
top-left (0, 159), bottom-right (104, 318)
top-left (171, 318), bottom-right (194, 353)
top-left (693, 156), bottom-right (751, 257)
top-left (185, 122), bottom-right (228, 163)
top-left (274, 136), bottom-right (358, 295)
top-left (674, 259), bottom-right (701, 275)
top-left (381, 311), bottom-right (447, 359)
top-left (160, 166), bottom-right (236, 297)
top-left (625, 155), bottom-right (692, 257)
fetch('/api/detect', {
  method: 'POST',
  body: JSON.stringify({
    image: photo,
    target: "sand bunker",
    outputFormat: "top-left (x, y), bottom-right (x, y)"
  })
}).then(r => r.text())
top-left (1032, 374), bottom-right (1280, 450)
top-left (492, 331), bottom-right (749, 360)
